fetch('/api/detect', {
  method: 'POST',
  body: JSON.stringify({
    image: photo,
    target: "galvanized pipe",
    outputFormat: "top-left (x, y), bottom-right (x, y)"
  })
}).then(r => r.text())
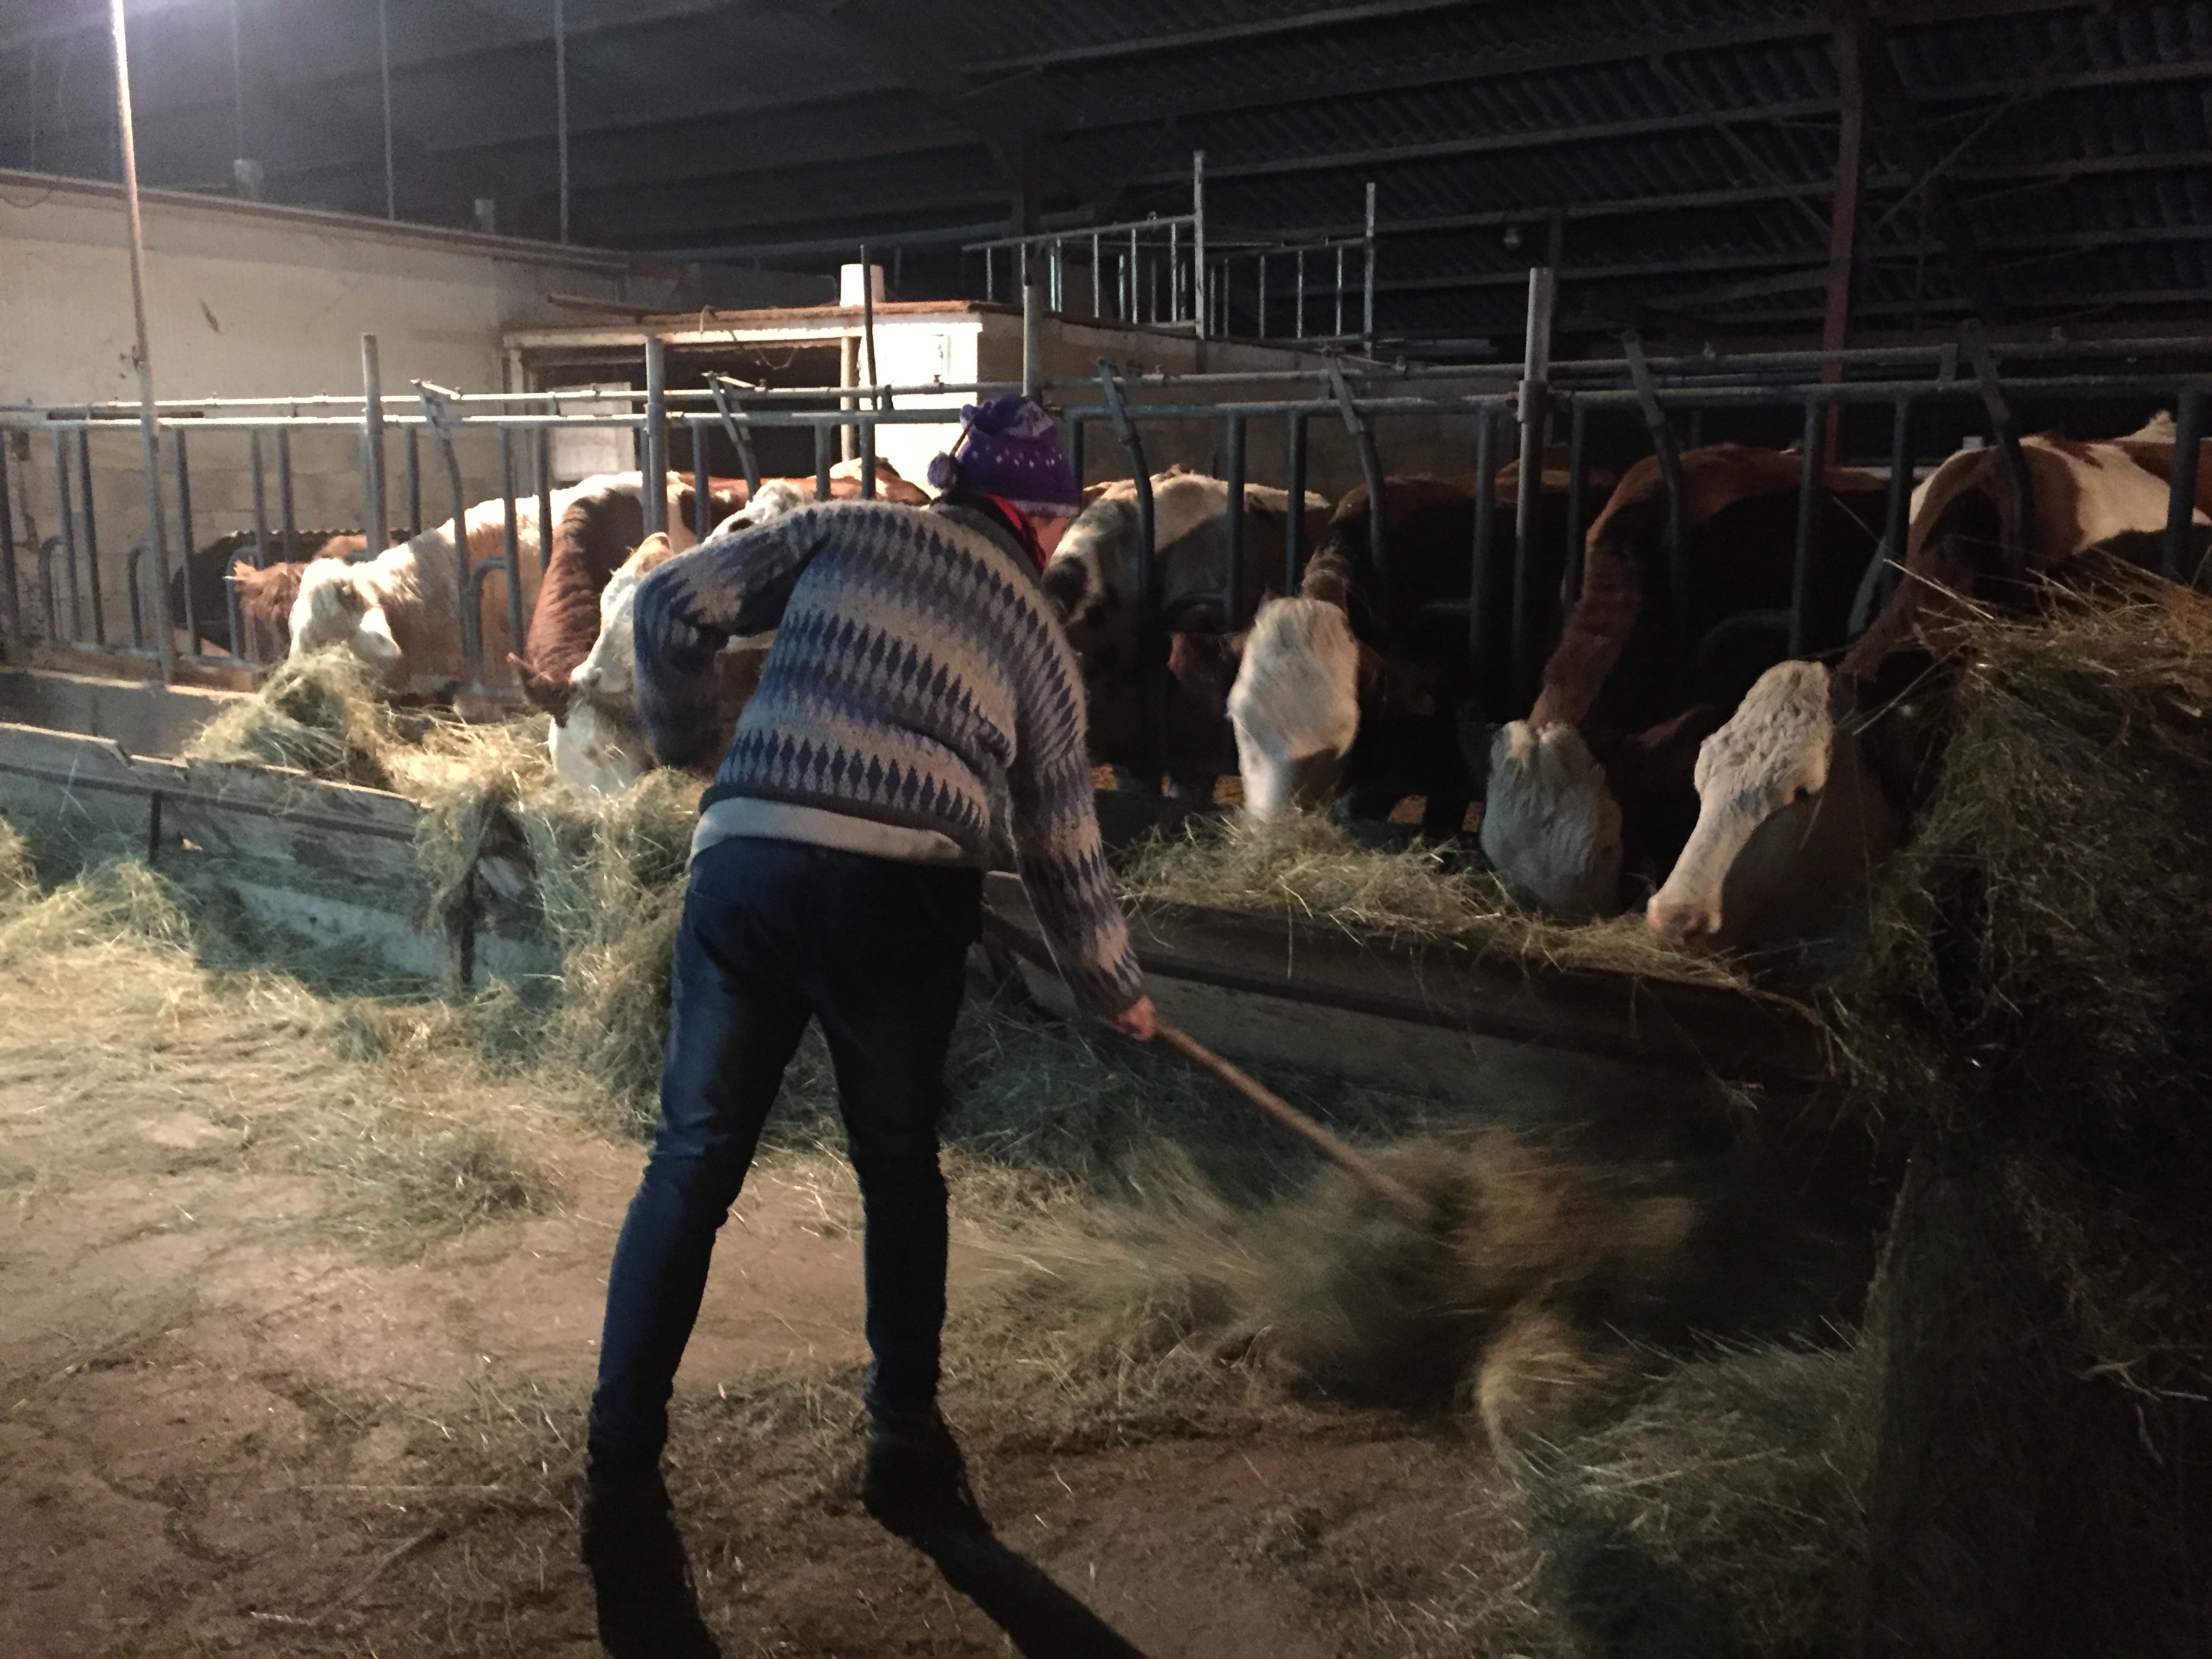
top-left (405, 426), bottom-right (422, 537)
top-left (361, 334), bottom-right (388, 551)
top-left (536, 429), bottom-right (554, 572)
top-left (1097, 362), bottom-right (1160, 784)
top-left (1959, 320), bottom-right (2032, 579)
top-left (277, 426), bottom-right (297, 551)
top-left (499, 428), bottom-right (526, 688)
top-left (1621, 330), bottom-right (1690, 632)
top-left (1789, 400), bottom-right (1824, 657)
top-left (76, 428), bottom-right (103, 647)
top-left (1561, 397), bottom-right (1591, 609)
top-left (1512, 267), bottom-right (1556, 703)
top-left (642, 334), bottom-right (667, 536)
top-left (692, 419), bottom-right (714, 540)
top-left (1469, 405), bottom-right (1499, 661)
top-left (1284, 409), bottom-right (1308, 596)
top-left (814, 423), bottom-right (832, 501)
top-left (436, 434), bottom-right (476, 685)
top-left (1222, 413), bottom-right (1246, 626)
top-left (172, 428), bottom-right (197, 653)
top-left (0, 436), bottom-right (17, 643)
top-left (2164, 386), bottom-right (2207, 583)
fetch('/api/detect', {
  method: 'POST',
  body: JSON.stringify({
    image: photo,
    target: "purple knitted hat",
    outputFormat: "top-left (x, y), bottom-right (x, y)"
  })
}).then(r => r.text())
top-left (926, 394), bottom-right (1082, 516)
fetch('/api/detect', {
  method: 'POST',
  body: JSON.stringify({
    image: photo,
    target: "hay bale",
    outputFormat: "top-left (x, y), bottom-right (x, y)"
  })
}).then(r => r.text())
top-left (1120, 811), bottom-right (1753, 989)
top-left (1835, 577), bottom-right (2212, 1657)
top-left (1504, 1336), bottom-right (1877, 1659)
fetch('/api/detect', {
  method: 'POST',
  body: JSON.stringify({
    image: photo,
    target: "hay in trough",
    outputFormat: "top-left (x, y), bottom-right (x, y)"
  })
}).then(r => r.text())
top-left (1828, 573), bottom-right (2212, 1655)
top-left (184, 652), bottom-right (403, 788)
top-left (1121, 812), bottom-right (1753, 990)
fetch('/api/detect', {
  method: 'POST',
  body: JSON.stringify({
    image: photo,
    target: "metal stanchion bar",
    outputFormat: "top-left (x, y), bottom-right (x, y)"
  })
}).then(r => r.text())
top-left (405, 427), bottom-right (422, 539)
top-left (2164, 387), bottom-right (2207, 583)
top-left (1469, 405), bottom-right (1499, 659)
top-left (1222, 413), bottom-right (1246, 626)
top-left (1097, 362), bottom-right (1160, 785)
top-left (498, 428), bottom-right (525, 689)
top-left (173, 428), bottom-right (197, 654)
top-left (1790, 400), bottom-right (1824, 657)
top-left (361, 334), bottom-right (388, 550)
top-left (537, 429), bottom-right (554, 573)
top-left (1284, 409), bottom-right (1308, 596)
top-left (77, 428), bottom-right (103, 645)
top-left (0, 436), bottom-right (17, 644)
top-left (1959, 320), bottom-right (2032, 579)
top-left (642, 335), bottom-right (668, 537)
top-left (814, 424), bottom-right (832, 502)
top-left (1561, 398), bottom-right (1590, 609)
top-left (277, 426), bottom-right (297, 552)
top-left (1621, 330), bottom-right (1690, 631)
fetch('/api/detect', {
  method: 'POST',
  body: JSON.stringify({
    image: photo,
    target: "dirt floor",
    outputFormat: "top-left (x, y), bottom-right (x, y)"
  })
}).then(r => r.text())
top-left (0, 903), bottom-right (1553, 1658)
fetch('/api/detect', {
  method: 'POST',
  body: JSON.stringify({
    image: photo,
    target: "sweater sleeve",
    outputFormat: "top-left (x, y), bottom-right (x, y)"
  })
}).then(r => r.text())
top-left (1005, 611), bottom-right (1146, 1019)
top-left (632, 509), bottom-right (825, 770)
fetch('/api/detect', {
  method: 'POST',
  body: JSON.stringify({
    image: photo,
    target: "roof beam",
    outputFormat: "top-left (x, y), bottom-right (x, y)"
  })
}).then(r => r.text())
top-left (1131, 98), bottom-right (1841, 186)
top-left (1861, 12), bottom-right (2004, 322)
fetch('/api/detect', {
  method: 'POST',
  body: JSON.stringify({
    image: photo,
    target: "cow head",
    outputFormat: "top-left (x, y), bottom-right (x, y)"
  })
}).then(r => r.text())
top-left (549, 691), bottom-right (651, 797)
top-left (1479, 721), bottom-right (1624, 920)
top-left (570, 564), bottom-right (648, 705)
top-left (1228, 595), bottom-right (1360, 819)
top-left (1042, 495), bottom-right (1137, 670)
top-left (710, 478), bottom-right (806, 542)
top-left (1647, 659), bottom-right (1899, 950)
top-left (288, 558), bottom-right (400, 670)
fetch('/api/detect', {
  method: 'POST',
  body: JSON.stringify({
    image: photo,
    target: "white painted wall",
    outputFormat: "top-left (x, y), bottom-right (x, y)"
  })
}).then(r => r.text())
top-left (0, 169), bottom-right (808, 651)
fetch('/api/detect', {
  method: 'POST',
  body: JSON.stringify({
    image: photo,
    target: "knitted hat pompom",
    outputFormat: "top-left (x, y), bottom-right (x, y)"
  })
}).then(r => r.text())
top-left (926, 393), bottom-right (1082, 516)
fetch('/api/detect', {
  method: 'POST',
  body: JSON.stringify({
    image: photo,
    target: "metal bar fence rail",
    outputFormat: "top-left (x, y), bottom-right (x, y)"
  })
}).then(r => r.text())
top-left (5, 338), bottom-right (2211, 771)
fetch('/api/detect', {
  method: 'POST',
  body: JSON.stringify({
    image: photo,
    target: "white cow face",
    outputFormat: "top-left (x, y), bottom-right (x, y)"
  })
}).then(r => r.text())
top-left (569, 567), bottom-right (643, 703)
top-left (1479, 721), bottom-right (1623, 920)
top-left (288, 559), bottom-right (401, 671)
top-left (1228, 596), bottom-right (1359, 820)
top-left (548, 697), bottom-right (649, 797)
top-left (1647, 659), bottom-right (1897, 950)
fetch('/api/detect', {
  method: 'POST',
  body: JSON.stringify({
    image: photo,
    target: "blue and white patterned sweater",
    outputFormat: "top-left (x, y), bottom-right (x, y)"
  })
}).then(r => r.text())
top-left (632, 499), bottom-right (1143, 1018)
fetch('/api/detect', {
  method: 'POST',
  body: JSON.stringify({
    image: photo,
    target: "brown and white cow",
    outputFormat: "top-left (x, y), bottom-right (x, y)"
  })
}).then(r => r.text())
top-left (1645, 428), bottom-right (2212, 951)
top-left (1043, 468), bottom-right (1330, 797)
top-left (1481, 445), bottom-right (1887, 916)
top-left (287, 473), bottom-right (695, 695)
top-left (550, 482), bottom-right (806, 795)
top-left (1224, 455), bottom-right (1613, 838)
top-left (169, 529), bottom-right (364, 657)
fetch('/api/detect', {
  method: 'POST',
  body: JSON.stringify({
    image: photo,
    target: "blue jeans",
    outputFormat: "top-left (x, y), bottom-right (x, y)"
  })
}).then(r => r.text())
top-left (587, 836), bottom-right (982, 1479)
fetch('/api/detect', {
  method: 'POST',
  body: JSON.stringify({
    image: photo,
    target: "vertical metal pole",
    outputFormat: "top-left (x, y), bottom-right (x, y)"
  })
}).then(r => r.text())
top-left (276, 426), bottom-right (297, 552)
top-left (438, 436), bottom-right (475, 687)
top-left (1961, 319), bottom-right (2030, 577)
top-left (1363, 182), bottom-right (1377, 354)
top-left (691, 418), bottom-right (712, 539)
top-left (1295, 250), bottom-right (1307, 340)
top-left (1335, 244), bottom-right (1346, 340)
top-left (361, 334), bottom-right (388, 551)
top-left (1098, 362), bottom-right (1159, 786)
top-left (1257, 254), bottom-right (1267, 340)
top-left (1091, 231), bottom-right (1102, 319)
top-left (1880, 394), bottom-right (1915, 608)
top-left (859, 415), bottom-right (878, 501)
top-left (553, 0), bottom-right (571, 243)
top-left (1022, 270), bottom-right (1041, 398)
top-left (1622, 330), bottom-right (1689, 627)
top-left (815, 422), bottom-right (832, 501)
top-left (0, 438), bottom-right (17, 646)
top-left (172, 429), bottom-right (197, 654)
top-left (109, 0), bottom-right (170, 674)
top-left (77, 429), bottom-right (104, 647)
top-left (1167, 222), bottom-right (1179, 323)
top-left (537, 428), bottom-right (555, 573)
top-left (1469, 404), bottom-right (1499, 663)
top-left (1790, 399), bottom-right (1824, 657)
top-left (2163, 387), bottom-right (2206, 583)
top-left (500, 427), bottom-right (525, 682)
top-left (860, 244), bottom-right (880, 398)
top-left (1284, 409), bottom-right (1309, 595)
top-left (1820, 14), bottom-right (1866, 466)
top-left (54, 436), bottom-right (79, 643)
top-left (1561, 396), bottom-right (1590, 608)
top-left (1328, 361), bottom-right (1387, 590)
top-left (1222, 414), bottom-right (1246, 625)
top-left (377, 0), bottom-right (396, 220)
top-left (1191, 148), bottom-right (1207, 342)
top-left (248, 430), bottom-right (270, 569)
top-left (1512, 266), bottom-right (1557, 702)
top-left (405, 426), bottom-right (422, 537)
top-left (1129, 227), bottom-right (1140, 323)
top-left (642, 334), bottom-right (667, 536)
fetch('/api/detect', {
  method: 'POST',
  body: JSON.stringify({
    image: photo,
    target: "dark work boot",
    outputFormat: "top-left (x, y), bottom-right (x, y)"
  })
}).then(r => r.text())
top-left (579, 1469), bottom-right (722, 1659)
top-left (861, 1408), bottom-right (987, 1539)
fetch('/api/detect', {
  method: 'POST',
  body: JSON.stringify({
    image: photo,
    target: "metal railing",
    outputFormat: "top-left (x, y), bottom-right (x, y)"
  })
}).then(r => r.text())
top-left (2, 306), bottom-right (2205, 785)
top-left (964, 152), bottom-right (1380, 355)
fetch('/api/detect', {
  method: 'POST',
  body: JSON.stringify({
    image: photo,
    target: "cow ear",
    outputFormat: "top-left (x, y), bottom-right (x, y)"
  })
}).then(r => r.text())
top-left (353, 605), bottom-right (403, 663)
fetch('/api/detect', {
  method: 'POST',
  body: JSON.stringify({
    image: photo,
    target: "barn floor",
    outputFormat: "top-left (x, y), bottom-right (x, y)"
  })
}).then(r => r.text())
top-left (0, 909), bottom-right (1551, 1658)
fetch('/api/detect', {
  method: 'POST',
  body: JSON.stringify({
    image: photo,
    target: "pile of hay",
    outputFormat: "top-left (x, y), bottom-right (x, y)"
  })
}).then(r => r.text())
top-left (1121, 813), bottom-right (1753, 990)
top-left (1831, 575), bottom-right (2212, 1655)
top-left (185, 653), bottom-right (404, 789)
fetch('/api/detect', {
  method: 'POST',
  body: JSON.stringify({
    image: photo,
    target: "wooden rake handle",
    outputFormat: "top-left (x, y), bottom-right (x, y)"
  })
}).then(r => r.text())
top-left (1150, 1019), bottom-right (1434, 1228)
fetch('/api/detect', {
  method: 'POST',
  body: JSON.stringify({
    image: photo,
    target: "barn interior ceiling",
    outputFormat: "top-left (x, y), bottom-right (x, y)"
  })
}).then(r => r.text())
top-left (2, 0), bottom-right (2208, 358)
